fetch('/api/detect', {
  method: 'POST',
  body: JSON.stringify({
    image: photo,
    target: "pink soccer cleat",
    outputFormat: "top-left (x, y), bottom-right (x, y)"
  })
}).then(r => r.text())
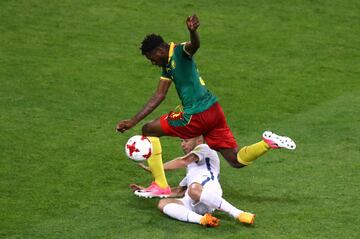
top-left (262, 131), bottom-right (296, 150)
top-left (134, 181), bottom-right (171, 198)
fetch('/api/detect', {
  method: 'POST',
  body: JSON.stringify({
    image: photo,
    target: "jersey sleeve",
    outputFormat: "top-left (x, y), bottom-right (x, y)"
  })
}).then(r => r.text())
top-left (190, 144), bottom-right (209, 165)
top-left (160, 67), bottom-right (172, 81)
top-left (180, 42), bottom-right (192, 58)
top-left (179, 176), bottom-right (188, 187)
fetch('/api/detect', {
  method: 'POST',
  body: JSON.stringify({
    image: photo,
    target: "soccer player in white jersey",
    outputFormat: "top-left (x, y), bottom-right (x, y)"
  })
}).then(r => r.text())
top-left (131, 135), bottom-right (255, 227)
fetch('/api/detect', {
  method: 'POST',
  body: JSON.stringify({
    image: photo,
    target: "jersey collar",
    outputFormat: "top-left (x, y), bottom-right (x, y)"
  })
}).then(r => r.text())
top-left (167, 42), bottom-right (175, 64)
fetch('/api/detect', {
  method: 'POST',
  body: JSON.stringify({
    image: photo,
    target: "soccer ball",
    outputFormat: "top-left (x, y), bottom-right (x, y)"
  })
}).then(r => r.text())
top-left (125, 135), bottom-right (152, 161)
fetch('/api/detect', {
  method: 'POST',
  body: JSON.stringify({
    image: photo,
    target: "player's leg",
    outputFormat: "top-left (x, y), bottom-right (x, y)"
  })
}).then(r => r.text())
top-left (203, 102), bottom-right (296, 167)
top-left (212, 194), bottom-right (256, 224)
top-left (135, 114), bottom-right (202, 197)
top-left (189, 181), bottom-right (255, 224)
top-left (141, 118), bottom-right (168, 136)
top-left (217, 148), bottom-right (244, 168)
top-left (138, 113), bottom-right (207, 196)
top-left (187, 182), bottom-right (222, 210)
top-left (134, 118), bottom-right (170, 196)
top-left (206, 131), bottom-right (271, 168)
top-left (218, 140), bottom-right (270, 167)
top-left (158, 198), bottom-right (184, 211)
top-left (218, 131), bottom-right (296, 166)
top-left (187, 183), bottom-right (203, 200)
top-left (158, 197), bottom-right (219, 227)
top-left (201, 103), bottom-right (270, 167)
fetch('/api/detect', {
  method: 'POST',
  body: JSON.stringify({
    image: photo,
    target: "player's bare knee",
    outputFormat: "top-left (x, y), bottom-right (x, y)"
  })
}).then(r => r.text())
top-left (141, 123), bottom-right (151, 135)
top-left (158, 199), bottom-right (167, 211)
top-left (188, 183), bottom-right (202, 201)
top-left (142, 122), bottom-right (162, 136)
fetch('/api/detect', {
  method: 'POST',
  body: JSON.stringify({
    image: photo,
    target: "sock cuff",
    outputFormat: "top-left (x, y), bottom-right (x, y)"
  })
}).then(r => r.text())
top-left (236, 152), bottom-right (251, 165)
top-left (261, 140), bottom-right (271, 150)
top-left (148, 136), bottom-right (162, 154)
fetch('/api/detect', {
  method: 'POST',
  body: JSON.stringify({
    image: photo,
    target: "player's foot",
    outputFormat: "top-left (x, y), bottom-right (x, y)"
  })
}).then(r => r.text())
top-left (200, 213), bottom-right (220, 227)
top-left (238, 212), bottom-right (255, 225)
top-left (262, 131), bottom-right (296, 150)
top-left (134, 181), bottom-right (171, 198)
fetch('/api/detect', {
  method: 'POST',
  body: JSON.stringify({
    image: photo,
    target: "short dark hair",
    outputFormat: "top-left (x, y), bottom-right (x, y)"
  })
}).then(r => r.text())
top-left (140, 34), bottom-right (165, 55)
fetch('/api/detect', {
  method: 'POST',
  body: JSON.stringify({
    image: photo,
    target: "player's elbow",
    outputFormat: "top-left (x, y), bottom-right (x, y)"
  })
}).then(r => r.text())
top-left (192, 41), bottom-right (200, 52)
top-left (188, 45), bottom-right (200, 56)
top-left (180, 159), bottom-right (189, 167)
top-left (156, 93), bottom-right (166, 102)
top-left (195, 43), bottom-right (200, 50)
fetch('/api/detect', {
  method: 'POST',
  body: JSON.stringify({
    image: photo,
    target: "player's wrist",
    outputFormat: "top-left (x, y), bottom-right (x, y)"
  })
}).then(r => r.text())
top-left (131, 118), bottom-right (139, 125)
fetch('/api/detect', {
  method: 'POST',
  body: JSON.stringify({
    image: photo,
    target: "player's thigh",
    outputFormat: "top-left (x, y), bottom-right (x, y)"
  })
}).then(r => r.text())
top-left (205, 127), bottom-right (238, 150)
top-left (142, 118), bottom-right (168, 136)
top-left (202, 180), bottom-right (223, 198)
top-left (158, 198), bottom-right (183, 211)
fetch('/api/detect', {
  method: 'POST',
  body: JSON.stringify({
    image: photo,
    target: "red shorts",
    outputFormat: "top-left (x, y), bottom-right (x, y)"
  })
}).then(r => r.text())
top-left (160, 102), bottom-right (238, 150)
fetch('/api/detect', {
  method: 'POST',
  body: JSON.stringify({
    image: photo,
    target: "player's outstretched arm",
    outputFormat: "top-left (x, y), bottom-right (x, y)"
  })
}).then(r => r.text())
top-left (163, 153), bottom-right (199, 170)
top-left (116, 79), bottom-right (171, 133)
top-left (185, 14), bottom-right (200, 56)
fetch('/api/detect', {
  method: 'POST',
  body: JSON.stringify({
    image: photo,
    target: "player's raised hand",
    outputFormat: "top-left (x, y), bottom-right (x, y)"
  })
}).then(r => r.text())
top-left (116, 119), bottom-right (136, 133)
top-left (186, 14), bottom-right (200, 32)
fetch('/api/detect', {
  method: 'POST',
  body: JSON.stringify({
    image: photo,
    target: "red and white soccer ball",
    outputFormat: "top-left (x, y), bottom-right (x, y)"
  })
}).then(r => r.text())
top-left (125, 135), bottom-right (152, 161)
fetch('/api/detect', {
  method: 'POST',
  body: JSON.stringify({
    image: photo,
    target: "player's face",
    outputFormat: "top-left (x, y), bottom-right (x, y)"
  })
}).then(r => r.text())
top-left (145, 48), bottom-right (167, 67)
top-left (181, 138), bottom-right (198, 154)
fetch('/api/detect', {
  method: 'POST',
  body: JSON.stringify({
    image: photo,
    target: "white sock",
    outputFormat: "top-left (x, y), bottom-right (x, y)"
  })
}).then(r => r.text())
top-left (218, 198), bottom-right (243, 219)
top-left (200, 188), bottom-right (242, 219)
top-left (163, 203), bottom-right (203, 224)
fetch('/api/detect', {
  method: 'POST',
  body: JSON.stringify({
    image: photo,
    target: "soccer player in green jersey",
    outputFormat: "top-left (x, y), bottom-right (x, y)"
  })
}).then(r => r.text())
top-left (116, 15), bottom-right (296, 198)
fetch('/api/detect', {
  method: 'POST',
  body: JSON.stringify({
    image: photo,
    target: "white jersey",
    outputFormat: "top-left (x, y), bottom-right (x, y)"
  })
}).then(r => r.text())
top-left (179, 144), bottom-right (220, 187)
top-left (179, 144), bottom-right (222, 215)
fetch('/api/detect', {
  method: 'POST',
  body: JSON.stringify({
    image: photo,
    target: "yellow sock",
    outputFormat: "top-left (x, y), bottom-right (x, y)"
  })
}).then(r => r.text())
top-left (237, 140), bottom-right (270, 165)
top-left (147, 137), bottom-right (169, 188)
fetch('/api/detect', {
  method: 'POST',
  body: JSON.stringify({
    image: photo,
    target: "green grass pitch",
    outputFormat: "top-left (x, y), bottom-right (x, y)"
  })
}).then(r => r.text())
top-left (1, 0), bottom-right (359, 238)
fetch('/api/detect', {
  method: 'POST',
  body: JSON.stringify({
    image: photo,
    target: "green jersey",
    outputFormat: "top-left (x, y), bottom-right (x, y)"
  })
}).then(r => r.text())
top-left (160, 42), bottom-right (217, 115)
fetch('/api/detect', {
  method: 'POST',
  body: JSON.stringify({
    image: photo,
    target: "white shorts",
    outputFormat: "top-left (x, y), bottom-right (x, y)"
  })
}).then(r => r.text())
top-left (179, 178), bottom-right (222, 215)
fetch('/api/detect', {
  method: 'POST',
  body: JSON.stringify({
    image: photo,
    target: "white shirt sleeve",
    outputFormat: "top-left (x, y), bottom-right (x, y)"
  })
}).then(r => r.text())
top-left (179, 176), bottom-right (188, 187)
top-left (190, 144), bottom-right (209, 164)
